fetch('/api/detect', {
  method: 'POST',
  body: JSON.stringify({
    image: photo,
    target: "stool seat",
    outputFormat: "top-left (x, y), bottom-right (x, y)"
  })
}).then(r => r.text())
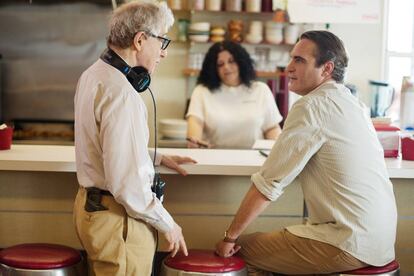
top-left (164, 249), bottom-right (245, 273)
top-left (0, 243), bottom-right (82, 270)
top-left (340, 260), bottom-right (399, 275)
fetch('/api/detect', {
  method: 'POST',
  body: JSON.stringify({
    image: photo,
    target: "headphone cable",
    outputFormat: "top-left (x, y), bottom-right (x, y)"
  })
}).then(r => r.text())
top-left (148, 87), bottom-right (159, 276)
top-left (148, 87), bottom-right (157, 168)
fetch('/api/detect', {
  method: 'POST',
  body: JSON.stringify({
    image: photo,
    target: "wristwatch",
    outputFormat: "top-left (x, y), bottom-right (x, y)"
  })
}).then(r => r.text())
top-left (223, 230), bottom-right (238, 243)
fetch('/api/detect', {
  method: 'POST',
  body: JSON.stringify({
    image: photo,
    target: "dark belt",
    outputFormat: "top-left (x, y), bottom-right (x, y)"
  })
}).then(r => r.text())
top-left (86, 187), bottom-right (112, 196)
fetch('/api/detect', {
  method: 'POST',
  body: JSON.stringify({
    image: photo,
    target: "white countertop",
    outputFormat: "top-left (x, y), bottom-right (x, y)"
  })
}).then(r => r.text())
top-left (0, 145), bottom-right (414, 178)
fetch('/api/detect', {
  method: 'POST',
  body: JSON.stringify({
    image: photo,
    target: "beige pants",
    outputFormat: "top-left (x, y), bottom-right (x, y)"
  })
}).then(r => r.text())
top-left (73, 187), bottom-right (156, 276)
top-left (238, 229), bottom-right (366, 276)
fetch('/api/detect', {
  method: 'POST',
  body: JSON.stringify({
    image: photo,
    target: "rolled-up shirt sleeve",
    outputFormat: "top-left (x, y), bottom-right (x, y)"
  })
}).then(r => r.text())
top-left (252, 99), bottom-right (326, 201)
top-left (98, 87), bottom-right (174, 233)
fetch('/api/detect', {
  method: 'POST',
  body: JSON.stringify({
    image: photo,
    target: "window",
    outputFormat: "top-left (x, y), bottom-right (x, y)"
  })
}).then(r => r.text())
top-left (384, 0), bottom-right (414, 120)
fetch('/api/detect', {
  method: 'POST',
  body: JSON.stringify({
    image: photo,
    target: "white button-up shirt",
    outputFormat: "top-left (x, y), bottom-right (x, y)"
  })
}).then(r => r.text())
top-left (74, 59), bottom-right (174, 233)
top-left (252, 81), bottom-right (397, 266)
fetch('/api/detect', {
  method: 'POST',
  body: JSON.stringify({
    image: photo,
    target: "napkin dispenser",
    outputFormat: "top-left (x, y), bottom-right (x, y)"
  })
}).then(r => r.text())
top-left (374, 125), bottom-right (400, 158)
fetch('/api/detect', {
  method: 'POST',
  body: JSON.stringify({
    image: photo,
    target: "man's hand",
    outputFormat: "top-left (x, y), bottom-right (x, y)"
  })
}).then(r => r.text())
top-left (215, 240), bottom-right (241, 258)
top-left (161, 155), bottom-right (196, 176)
top-left (164, 223), bottom-right (188, 257)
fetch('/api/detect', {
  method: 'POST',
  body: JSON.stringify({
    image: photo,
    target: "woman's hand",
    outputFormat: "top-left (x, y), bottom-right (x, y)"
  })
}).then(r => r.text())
top-left (264, 125), bottom-right (282, 140)
top-left (187, 116), bottom-right (212, 148)
top-left (186, 137), bottom-right (211, 148)
top-left (161, 155), bottom-right (197, 176)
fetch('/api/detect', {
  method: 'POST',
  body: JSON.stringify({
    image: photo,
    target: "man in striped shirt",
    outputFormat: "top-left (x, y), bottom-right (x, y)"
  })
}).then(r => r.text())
top-left (215, 31), bottom-right (397, 276)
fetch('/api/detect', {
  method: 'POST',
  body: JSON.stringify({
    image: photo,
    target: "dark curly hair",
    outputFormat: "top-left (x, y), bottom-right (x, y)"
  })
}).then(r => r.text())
top-left (197, 41), bottom-right (256, 91)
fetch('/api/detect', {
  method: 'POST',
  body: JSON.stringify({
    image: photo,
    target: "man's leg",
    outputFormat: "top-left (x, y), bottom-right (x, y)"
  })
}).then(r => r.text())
top-left (238, 229), bottom-right (365, 275)
top-left (73, 187), bottom-right (128, 276)
top-left (124, 217), bottom-right (156, 275)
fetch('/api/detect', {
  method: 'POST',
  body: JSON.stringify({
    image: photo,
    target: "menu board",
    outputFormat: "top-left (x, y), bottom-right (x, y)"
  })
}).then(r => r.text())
top-left (287, 0), bottom-right (381, 24)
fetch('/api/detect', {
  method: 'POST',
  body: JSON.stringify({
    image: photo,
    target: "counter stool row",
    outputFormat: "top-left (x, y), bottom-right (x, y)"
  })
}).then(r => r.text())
top-left (0, 245), bottom-right (400, 276)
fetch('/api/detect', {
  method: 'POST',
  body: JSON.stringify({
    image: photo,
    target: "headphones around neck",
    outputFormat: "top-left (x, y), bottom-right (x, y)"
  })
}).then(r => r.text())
top-left (100, 48), bottom-right (151, 93)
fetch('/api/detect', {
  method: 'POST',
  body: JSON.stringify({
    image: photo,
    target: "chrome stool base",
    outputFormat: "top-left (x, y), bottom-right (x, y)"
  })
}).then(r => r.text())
top-left (0, 261), bottom-right (85, 276)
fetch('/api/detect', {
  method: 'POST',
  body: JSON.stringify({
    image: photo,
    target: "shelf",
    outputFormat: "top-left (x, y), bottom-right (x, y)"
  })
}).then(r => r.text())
top-left (183, 68), bottom-right (286, 78)
top-left (187, 41), bottom-right (293, 47)
top-left (172, 9), bottom-right (278, 16)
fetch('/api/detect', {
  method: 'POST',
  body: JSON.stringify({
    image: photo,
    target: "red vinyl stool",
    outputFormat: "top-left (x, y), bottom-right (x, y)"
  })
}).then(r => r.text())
top-left (336, 260), bottom-right (400, 276)
top-left (160, 249), bottom-right (247, 276)
top-left (0, 243), bottom-right (86, 276)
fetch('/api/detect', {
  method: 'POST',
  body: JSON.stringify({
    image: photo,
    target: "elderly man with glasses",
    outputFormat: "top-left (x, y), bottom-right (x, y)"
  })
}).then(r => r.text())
top-left (73, 1), bottom-right (195, 275)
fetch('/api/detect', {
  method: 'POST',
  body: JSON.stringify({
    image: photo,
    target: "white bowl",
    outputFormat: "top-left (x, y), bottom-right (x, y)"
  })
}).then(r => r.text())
top-left (265, 34), bottom-right (283, 45)
top-left (245, 34), bottom-right (262, 44)
top-left (161, 129), bottom-right (187, 139)
top-left (189, 22), bottom-right (211, 32)
top-left (210, 28), bottom-right (226, 36)
top-left (265, 21), bottom-right (283, 29)
top-left (159, 119), bottom-right (187, 131)
top-left (189, 34), bottom-right (210, 42)
top-left (160, 118), bottom-right (187, 126)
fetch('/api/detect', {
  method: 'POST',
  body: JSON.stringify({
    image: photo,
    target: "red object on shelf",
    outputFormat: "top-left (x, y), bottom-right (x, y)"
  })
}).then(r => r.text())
top-left (402, 136), bottom-right (414, 160)
top-left (340, 260), bottom-right (399, 275)
top-left (163, 249), bottom-right (245, 273)
top-left (0, 243), bottom-right (81, 269)
top-left (276, 74), bottom-right (289, 126)
top-left (267, 75), bottom-right (289, 128)
top-left (0, 127), bottom-right (13, 150)
top-left (261, 0), bottom-right (272, 12)
top-left (266, 79), bottom-right (277, 98)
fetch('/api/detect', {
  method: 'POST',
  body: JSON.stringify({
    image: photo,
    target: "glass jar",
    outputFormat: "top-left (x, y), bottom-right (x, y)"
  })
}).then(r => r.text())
top-left (178, 19), bottom-right (189, 42)
top-left (225, 0), bottom-right (242, 12)
top-left (188, 0), bottom-right (205, 10)
top-left (206, 0), bottom-right (222, 10)
top-left (246, 0), bottom-right (261, 12)
top-left (168, 0), bottom-right (183, 10)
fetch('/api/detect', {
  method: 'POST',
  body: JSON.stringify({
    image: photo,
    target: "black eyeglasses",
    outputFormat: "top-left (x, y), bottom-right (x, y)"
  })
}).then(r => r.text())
top-left (146, 32), bottom-right (171, 50)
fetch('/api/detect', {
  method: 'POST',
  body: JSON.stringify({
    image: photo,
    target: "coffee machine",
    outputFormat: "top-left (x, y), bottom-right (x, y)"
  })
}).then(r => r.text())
top-left (400, 76), bottom-right (414, 130)
top-left (369, 80), bottom-right (395, 118)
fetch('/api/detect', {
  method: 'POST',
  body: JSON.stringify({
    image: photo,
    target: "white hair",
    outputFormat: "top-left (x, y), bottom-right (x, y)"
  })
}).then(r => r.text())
top-left (107, 0), bottom-right (174, 48)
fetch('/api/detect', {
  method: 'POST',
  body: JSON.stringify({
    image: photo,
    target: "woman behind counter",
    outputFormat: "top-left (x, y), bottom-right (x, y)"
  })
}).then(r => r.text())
top-left (186, 41), bottom-right (283, 149)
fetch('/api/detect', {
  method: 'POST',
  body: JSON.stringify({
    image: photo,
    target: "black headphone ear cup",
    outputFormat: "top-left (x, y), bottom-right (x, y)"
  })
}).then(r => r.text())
top-left (100, 49), bottom-right (151, 93)
top-left (127, 67), bottom-right (151, 93)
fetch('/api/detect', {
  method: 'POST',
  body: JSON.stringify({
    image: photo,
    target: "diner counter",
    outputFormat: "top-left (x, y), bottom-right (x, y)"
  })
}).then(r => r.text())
top-left (1, 145), bottom-right (414, 275)
top-left (0, 145), bottom-right (414, 178)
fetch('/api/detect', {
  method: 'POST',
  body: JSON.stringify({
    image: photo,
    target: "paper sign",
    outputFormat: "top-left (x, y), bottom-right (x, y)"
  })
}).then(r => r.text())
top-left (287, 0), bottom-right (380, 24)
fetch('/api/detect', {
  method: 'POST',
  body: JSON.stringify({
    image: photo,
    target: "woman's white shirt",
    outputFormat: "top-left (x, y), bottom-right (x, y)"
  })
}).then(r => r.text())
top-left (186, 81), bottom-right (283, 149)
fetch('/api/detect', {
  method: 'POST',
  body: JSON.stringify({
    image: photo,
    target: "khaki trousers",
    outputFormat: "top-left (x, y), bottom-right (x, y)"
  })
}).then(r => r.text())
top-left (73, 187), bottom-right (156, 276)
top-left (238, 229), bottom-right (366, 276)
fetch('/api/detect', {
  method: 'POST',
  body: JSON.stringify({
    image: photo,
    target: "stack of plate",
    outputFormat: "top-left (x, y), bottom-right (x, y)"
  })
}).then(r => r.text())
top-left (188, 22), bottom-right (210, 43)
top-left (159, 119), bottom-right (187, 140)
